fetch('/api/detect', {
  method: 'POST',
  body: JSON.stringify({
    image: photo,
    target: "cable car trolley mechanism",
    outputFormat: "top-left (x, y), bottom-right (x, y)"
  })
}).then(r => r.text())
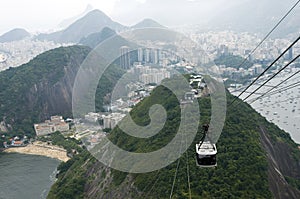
top-left (196, 124), bottom-right (217, 167)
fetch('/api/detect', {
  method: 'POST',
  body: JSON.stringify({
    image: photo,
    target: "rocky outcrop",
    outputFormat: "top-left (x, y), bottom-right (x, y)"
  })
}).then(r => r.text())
top-left (84, 161), bottom-right (140, 199)
top-left (26, 56), bottom-right (84, 121)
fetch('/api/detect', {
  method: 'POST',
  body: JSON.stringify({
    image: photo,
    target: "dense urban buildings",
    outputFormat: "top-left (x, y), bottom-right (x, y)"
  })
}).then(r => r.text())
top-left (0, 39), bottom-right (67, 71)
top-left (34, 116), bottom-right (69, 136)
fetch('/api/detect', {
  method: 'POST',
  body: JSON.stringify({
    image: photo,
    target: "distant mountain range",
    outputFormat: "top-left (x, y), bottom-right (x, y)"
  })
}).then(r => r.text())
top-left (0, 28), bottom-right (30, 43)
top-left (35, 9), bottom-right (165, 44)
top-left (2, 0), bottom-right (299, 45)
top-left (36, 10), bottom-right (125, 43)
top-left (33, 1), bottom-right (299, 45)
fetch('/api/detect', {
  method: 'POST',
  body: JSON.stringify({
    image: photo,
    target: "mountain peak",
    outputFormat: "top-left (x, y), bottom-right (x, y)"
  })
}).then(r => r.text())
top-left (37, 9), bottom-right (125, 43)
top-left (101, 27), bottom-right (117, 35)
top-left (58, 4), bottom-right (94, 29)
top-left (80, 27), bottom-right (117, 48)
top-left (132, 18), bottom-right (165, 29)
top-left (0, 28), bottom-right (30, 43)
top-left (84, 9), bottom-right (111, 20)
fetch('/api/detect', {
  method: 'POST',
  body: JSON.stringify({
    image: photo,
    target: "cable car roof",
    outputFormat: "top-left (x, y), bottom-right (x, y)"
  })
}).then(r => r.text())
top-left (196, 142), bottom-right (217, 155)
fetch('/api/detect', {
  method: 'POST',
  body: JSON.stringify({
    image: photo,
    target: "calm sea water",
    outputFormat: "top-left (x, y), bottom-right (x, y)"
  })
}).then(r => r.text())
top-left (0, 153), bottom-right (60, 199)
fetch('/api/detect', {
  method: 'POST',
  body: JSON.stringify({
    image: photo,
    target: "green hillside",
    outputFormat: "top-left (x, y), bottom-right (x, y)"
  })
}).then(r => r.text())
top-left (108, 90), bottom-right (271, 198)
top-left (214, 54), bottom-right (253, 69)
top-left (0, 45), bottom-right (124, 138)
top-left (0, 46), bottom-right (90, 135)
top-left (47, 77), bottom-right (300, 198)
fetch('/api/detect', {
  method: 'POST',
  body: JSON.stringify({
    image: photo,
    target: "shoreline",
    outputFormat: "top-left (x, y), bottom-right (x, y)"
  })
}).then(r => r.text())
top-left (3, 141), bottom-right (70, 162)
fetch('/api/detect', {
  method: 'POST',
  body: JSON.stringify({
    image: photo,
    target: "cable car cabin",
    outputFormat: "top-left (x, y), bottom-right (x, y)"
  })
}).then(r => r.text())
top-left (196, 141), bottom-right (217, 167)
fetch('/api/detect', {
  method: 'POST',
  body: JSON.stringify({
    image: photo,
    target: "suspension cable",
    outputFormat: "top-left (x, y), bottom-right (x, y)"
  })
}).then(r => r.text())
top-left (144, 170), bottom-right (162, 198)
top-left (247, 69), bottom-right (300, 104)
top-left (169, 134), bottom-right (184, 199)
top-left (247, 80), bottom-right (300, 103)
top-left (185, 124), bottom-right (192, 199)
top-left (241, 54), bottom-right (300, 102)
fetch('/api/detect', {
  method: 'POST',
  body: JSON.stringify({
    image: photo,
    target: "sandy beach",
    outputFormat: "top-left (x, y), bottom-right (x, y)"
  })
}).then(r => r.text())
top-left (4, 141), bottom-right (70, 162)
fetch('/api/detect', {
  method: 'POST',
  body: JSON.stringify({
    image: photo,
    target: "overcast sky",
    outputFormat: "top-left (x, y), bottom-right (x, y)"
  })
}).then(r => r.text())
top-left (0, 0), bottom-right (243, 35)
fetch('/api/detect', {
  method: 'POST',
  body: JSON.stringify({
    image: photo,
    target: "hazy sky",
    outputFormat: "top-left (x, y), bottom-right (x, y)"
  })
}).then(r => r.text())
top-left (0, 0), bottom-right (242, 35)
top-left (0, 0), bottom-right (119, 34)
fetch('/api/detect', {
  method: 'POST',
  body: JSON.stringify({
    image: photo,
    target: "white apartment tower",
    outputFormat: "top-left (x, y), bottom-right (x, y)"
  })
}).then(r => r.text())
top-left (120, 46), bottom-right (130, 69)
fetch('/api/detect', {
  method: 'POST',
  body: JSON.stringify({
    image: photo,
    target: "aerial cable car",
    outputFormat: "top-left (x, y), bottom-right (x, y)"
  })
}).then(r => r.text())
top-left (196, 124), bottom-right (217, 167)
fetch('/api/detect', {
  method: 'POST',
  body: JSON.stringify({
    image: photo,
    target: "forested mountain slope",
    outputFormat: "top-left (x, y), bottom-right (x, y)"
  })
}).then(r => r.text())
top-left (47, 80), bottom-right (300, 198)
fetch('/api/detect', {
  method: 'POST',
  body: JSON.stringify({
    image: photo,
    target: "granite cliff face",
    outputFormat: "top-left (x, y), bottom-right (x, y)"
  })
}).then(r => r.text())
top-left (260, 125), bottom-right (300, 198)
top-left (26, 53), bottom-right (84, 120)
